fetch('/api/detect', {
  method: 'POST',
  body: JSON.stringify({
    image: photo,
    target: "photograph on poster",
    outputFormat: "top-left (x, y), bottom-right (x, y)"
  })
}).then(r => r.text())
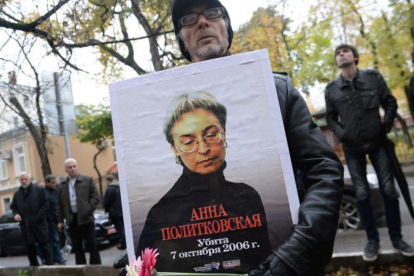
top-left (109, 50), bottom-right (299, 274)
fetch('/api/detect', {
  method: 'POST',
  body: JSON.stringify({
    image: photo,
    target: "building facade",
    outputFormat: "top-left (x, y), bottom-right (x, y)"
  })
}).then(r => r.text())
top-left (0, 128), bottom-right (116, 214)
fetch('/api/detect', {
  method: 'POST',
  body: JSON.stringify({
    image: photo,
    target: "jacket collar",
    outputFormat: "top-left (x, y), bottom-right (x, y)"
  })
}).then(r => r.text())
top-left (65, 174), bottom-right (83, 183)
top-left (19, 182), bottom-right (33, 192)
top-left (336, 69), bottom-right (366, 89)
top-left (109, 180), bottom-right (120, 186)
top-left (45, 185), bottom-right (56, 192)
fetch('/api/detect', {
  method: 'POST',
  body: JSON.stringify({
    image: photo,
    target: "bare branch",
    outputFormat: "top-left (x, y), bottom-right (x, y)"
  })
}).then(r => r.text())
top-left (60, 30), bottom-right (174, 48)
top-left (26, 0), bottom-right (71, 29)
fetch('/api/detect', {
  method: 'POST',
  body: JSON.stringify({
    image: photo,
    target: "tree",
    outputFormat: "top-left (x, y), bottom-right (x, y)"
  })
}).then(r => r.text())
top-left (0, 0), bottom-right (183, 80)
top-left (0, 37), bottom-right (52, 178)
top-left (76, 104), bottom-right (113, 197)
top-left (0, 0), bottom-right (181, 180)
top-left (231, 6), bottom-right (336, 95)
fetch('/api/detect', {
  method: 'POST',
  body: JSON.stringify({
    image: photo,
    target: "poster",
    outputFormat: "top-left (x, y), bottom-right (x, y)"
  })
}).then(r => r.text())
top-left (109, 49), bottom-right (300, 273)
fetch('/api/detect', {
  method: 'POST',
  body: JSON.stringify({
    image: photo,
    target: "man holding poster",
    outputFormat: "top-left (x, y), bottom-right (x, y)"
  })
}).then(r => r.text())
top-left (169, 0), bottom-right (344, 275)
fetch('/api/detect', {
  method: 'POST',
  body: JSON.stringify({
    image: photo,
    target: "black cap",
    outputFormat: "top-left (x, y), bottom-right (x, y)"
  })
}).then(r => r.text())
top-left (171, 0), bottom-right (233, 61)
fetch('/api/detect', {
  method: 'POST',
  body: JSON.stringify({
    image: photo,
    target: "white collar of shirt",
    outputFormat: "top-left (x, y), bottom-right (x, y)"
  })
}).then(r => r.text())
top-left (69, 176), bottom-right (77, 187)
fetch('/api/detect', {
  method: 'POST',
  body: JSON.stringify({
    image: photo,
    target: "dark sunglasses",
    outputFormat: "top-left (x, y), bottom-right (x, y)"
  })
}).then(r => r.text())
top-left (179, 7), bottom-right (224, 27)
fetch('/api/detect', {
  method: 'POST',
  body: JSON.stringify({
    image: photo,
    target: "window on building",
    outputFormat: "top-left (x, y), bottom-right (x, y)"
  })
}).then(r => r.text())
top-left (2, 197), bottom-right (11, 213)
top-left (0, 159), bottom-right (8, 180)
top-left (13, 145), bottom-right (26, 175)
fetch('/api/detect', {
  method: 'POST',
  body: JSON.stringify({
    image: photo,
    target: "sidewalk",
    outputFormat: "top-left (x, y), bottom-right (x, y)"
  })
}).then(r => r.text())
top-left (326, 164), bottom-right (414, 271)
top-left (327, 225), bottom-right (414, 271)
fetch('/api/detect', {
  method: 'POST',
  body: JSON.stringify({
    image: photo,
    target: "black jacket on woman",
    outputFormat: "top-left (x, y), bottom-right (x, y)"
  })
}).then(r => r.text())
top-left (11, 183), bottom-right (49, 245)
top-left (137, 162), bottom-right (271, 273)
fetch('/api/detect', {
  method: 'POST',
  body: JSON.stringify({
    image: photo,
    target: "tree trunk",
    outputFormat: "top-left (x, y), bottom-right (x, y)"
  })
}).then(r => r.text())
top-left (93, 145), bottom-right (105, 198)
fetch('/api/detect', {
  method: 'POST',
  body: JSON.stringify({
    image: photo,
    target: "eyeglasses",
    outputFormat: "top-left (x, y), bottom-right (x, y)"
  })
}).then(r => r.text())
top-left (179, 7), bottom-right (224, 27)
top-left (178, 131), bottom-right (224, 153)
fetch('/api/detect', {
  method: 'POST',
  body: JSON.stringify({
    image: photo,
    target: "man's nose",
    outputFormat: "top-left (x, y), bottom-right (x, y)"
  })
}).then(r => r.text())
top-left (197, 14), bottom-right (210, 29)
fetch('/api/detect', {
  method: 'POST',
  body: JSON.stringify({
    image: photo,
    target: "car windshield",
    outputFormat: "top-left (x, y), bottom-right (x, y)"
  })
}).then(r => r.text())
top-left (0, 212), bottom-right (16, 224)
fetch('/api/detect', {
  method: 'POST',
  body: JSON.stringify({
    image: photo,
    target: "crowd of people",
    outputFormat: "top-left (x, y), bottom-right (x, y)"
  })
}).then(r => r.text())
top-left (10, 158), bottom-right (124, 266)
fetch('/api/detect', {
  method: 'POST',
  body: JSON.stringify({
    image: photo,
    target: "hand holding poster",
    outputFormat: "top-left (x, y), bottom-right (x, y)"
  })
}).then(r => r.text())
top-left (110, 50), bottom-right (300, 274)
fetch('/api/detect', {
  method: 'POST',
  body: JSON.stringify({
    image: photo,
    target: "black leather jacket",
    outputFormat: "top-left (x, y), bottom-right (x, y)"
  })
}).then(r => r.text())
top-left (325, 69), bottom-right (397, 151)
top-left (407, 73), bottom-right (414, 117)
top-left (272, 73), bottom-right (343, 275)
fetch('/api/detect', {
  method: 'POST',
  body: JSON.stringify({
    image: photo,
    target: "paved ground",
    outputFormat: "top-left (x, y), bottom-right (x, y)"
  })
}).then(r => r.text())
top-left (327, 164), bottom-right (414, 271)
top-left (0, 243), bottom-right (123, 267)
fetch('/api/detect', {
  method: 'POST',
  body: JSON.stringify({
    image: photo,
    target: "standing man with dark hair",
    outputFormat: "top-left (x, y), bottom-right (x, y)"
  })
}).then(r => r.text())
top-left (57, 158), bottom-right (102, 265)
top-left (407, 46), bottom-right (414, 121)
top-left (325, 44), bottom-right (414, 262)
top-left (10, 172), bottom-right (53, 266)
top-left (45, 175), bottom-right (66, 264)
top-left (104, 174), bottom-right (126, 250)
top-left (160, 1), bottom-right (343, 275)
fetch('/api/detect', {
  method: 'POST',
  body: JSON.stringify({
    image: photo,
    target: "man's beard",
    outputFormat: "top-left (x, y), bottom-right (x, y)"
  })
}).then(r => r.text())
top-left (193, 41), bottom-right (229, 60)
top-left (184, 29), bottom-right (229, 61)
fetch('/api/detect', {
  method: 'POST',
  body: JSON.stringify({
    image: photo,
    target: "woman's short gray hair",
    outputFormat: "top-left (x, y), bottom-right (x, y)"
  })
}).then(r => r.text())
top-left (164, 91), bottom-right (227, 145)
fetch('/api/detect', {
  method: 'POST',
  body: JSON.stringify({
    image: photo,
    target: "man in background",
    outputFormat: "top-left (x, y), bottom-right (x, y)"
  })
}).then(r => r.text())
top-left (325, 44), bottom-right (414, 261)
top-left (11, 172), bottom-right (52, 266)
top-left (45, 175), bottom-right (66, 264)
top-left (104, 174), bottom-right (126, 250)
top-left (407, 46), bottom-right (414, 121)
top-left (57, 158), bottom-right (101, 264)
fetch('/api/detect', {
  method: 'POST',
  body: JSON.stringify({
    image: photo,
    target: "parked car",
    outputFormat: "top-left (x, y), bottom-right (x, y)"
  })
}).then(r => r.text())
top-left (0, 210), bottom-right (118, 257)
top-left (338, 165), bottom-right (385, 231)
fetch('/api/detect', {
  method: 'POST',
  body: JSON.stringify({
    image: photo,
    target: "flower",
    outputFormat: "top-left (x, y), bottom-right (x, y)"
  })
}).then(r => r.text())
top-left (139, 248), bottom-right (159, 276)
top-left (126, 256), bottom-right (142, 276)
top-left (125, 248), bottom-right (159, 276)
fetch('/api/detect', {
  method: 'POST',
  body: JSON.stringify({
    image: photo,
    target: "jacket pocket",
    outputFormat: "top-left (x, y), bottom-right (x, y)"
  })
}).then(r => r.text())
top-left (361, 91), bottom-right (379, 109)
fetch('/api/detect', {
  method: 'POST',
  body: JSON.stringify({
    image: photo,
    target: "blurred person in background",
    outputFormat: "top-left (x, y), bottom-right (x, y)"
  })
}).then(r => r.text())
top-left (407, 46), bottom-right (414, 121)
top-left (104, 174), bottom-right (126, 250)
top-left (45, 175), bottom-right (67, 264)
top-left (57, 158), bottom-right (101, 264)
top-left (10, 172), bottom-right (52, 266)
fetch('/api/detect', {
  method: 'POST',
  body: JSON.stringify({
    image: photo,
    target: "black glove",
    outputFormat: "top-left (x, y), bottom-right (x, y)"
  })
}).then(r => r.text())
top-left (249, 253), bottom-right (298, 276)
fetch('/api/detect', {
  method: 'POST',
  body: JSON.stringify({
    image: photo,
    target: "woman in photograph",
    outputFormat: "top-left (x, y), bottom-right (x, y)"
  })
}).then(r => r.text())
top-left (136, 91), bottom-right (271, 273)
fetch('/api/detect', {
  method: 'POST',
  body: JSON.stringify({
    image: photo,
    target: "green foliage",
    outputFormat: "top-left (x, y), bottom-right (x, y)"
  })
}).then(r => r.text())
top-left (232, 0), bottom-right (414, 110)
top-left (231, 6), bottom-right (336, 93)
top-left (18, 270), bottom-right (28, 276)
top-left (76, 104), bottom-right (113, 145)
